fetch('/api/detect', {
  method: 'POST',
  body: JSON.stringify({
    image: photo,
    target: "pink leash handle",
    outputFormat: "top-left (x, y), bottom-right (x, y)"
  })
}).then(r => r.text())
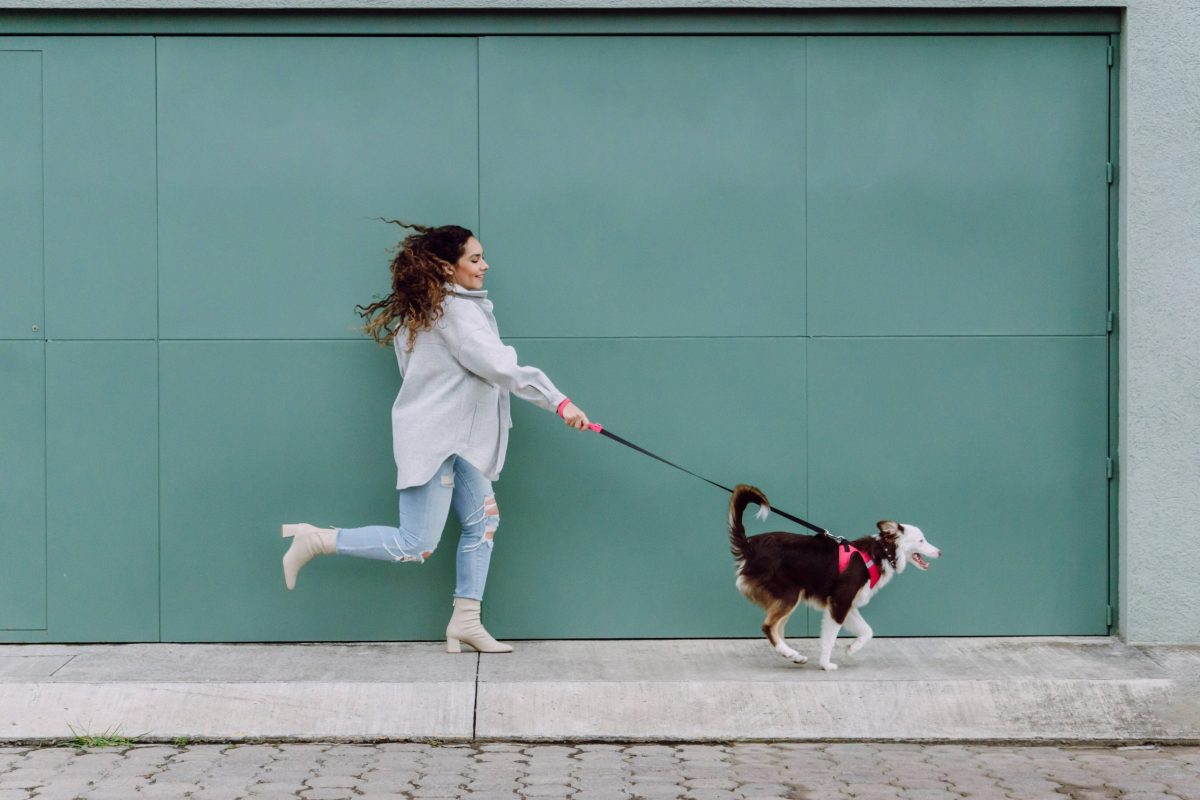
top-left (558, 398), bottom-right (604, 433)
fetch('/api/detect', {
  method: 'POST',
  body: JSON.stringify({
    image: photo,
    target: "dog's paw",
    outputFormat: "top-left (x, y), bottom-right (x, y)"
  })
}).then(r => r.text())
top-left (820, 661), bottom-right (839, 671)
top-left (847, 639), bottom-right (869, 656)
top-left (777, 646), bottom-right (808, 665)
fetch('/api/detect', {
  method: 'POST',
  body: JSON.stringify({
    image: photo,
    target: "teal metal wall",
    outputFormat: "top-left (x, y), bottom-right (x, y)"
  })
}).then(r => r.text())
top-left (0, 13), bottom-right (1117, 642)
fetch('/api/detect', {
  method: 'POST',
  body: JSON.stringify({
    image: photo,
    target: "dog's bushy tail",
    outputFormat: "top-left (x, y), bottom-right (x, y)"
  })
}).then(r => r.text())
top-left (729, 484), bottom-right (770, 560)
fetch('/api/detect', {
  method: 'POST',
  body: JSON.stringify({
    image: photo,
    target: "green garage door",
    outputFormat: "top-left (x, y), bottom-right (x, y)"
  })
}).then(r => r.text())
top-left (1, 22), bottom-right (1114, 642)
top-left (804, 36), bottom-right (1110, 636)
top-left (487, 34), bottom-right (1110, 638)
top-left (0, 38), bottom-right (160, 643)
top-left (1, 51), bottom-right (46, 632)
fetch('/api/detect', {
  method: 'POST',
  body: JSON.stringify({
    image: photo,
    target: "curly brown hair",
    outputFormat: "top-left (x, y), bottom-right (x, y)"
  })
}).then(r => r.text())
top-left (356, 220), bottom-right (476, 351)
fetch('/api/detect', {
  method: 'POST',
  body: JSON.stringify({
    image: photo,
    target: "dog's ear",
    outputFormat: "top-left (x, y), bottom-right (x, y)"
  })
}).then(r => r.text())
top-left (876, 520), bottom-right (901, 537)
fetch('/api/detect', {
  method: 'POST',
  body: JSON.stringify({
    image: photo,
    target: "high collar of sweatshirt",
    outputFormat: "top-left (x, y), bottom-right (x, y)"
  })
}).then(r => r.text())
top-left (448, 283), bottom-right (489, 300)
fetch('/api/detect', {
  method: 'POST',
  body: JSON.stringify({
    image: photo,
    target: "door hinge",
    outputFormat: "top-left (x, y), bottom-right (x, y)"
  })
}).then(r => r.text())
top-left (1107, 44), bottom-right (1114, 67)
top-left (1107, 162), bottom-right (1114, 184)
top-left (1107, 457), bottom-right (1114, 479)
top-left (1107, 310), bottom-right (1115, 332)
top-left (1106, 605), bottom-right (1113, 627)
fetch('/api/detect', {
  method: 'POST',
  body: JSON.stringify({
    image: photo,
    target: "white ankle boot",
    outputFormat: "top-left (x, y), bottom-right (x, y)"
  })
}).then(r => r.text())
top-left (445, 598), bottom-right (512, 654)
top-left (281, 523), bottom-right (338, 590)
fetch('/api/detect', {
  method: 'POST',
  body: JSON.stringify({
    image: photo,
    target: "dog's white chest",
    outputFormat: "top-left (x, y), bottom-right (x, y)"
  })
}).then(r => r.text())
top-left (855, 570), bottom-right (898, 608)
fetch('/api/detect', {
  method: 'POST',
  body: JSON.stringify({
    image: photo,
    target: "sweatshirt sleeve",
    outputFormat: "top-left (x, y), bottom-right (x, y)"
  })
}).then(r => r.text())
top-left (446, 309), bottom-right (567, 413)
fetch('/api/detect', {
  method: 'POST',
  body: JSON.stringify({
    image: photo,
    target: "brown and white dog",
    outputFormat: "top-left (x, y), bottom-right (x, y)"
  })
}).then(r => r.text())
top-left (728, 484), bottom-right (941, 670)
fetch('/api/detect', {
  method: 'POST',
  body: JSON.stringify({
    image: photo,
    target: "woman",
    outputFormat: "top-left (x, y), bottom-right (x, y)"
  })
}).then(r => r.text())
top-left (281, 221), bottom-right (590, 653)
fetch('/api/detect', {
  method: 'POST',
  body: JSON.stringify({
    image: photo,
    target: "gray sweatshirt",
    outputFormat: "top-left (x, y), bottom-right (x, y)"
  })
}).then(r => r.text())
top-left (390, 285), bottom-right (567, 489)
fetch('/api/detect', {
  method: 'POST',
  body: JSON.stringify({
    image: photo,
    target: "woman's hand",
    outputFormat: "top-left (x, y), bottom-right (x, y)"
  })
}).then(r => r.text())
top-left (559, 401), bottom-right (591, 431)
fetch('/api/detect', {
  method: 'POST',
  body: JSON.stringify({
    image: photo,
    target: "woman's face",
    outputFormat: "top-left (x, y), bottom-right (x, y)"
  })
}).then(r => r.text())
top-left (451, 237), bottom-right (489, 290)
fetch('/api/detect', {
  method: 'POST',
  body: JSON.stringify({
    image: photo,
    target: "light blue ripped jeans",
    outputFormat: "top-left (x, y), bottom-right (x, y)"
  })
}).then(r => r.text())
top-left (335, 455), bottom-right (499, 601)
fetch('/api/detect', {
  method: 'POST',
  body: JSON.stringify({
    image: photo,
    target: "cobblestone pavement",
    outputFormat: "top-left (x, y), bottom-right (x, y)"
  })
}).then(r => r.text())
top-left (1, 742), bottom-right (1198, 800)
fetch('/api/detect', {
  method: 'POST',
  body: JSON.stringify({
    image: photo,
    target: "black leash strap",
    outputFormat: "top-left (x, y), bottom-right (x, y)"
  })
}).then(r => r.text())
top-left (592, 425), bottom-right (833, 537)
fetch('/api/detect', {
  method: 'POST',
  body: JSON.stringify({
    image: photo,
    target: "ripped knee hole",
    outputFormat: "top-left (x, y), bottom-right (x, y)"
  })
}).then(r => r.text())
top-left (484, 496), bottom-right (499, 540)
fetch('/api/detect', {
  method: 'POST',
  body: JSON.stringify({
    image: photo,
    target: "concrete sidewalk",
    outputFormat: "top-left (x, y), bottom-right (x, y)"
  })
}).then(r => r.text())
top-left (1, 638), bottom-right (1197, 745)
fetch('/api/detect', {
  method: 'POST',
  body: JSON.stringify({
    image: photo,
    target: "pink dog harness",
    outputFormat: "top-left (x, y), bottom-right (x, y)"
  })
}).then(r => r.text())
top-left (838, 543), bottom-right (881, 588)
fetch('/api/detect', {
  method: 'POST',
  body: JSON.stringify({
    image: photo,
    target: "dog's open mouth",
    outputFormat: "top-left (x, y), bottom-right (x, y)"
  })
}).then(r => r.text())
top-left (912, 553), bottom-right (930, 570)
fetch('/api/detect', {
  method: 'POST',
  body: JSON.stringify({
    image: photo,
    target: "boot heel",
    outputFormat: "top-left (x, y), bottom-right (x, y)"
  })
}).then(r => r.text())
top-left (444, 598), bottom-right (513, 654)
top-left (281, 524), bottom-right (298, 539)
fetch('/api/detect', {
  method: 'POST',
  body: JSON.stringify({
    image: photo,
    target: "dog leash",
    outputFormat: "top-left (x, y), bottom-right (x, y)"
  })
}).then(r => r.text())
top-left (584, 421), bottom-right (843, 540)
